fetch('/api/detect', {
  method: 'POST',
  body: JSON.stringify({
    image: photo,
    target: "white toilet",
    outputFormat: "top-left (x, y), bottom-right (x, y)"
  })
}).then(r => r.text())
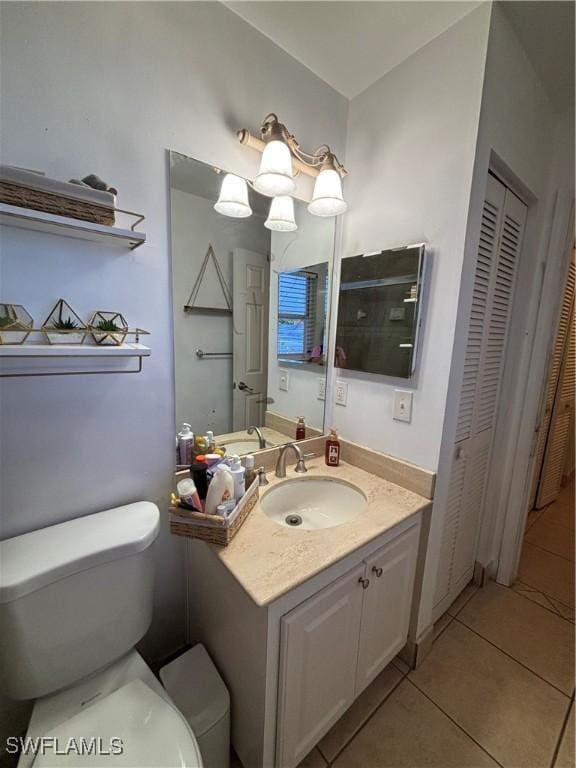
top-left (0, 502), bottom-right (203, 767)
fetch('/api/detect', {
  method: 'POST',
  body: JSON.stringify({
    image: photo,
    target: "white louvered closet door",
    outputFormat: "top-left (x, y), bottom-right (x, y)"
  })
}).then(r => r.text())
top-left (532, 257), bottom-right (576, 508)
top-left (434, 174), bottom-right (528, 613)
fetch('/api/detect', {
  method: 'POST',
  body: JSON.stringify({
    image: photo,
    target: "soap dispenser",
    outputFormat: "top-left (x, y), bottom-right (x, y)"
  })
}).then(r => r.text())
top-left (296, 417), bottom-right (306, 440)
top-left (325, 428), bottom-right (341, 467)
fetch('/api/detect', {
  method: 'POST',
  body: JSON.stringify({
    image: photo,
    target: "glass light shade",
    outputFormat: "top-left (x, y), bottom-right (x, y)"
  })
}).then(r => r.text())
top-left (254, 141), bottom-right (296, 197)
top-left (308, 168), bottom-right (348, 217)
top-left (264, 196), bottom-right (298, 232)
top-left (214, 173), bottom-right (252, 218)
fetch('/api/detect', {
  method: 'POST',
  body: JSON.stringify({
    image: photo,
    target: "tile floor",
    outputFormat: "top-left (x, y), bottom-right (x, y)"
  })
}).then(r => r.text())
top-left (291, 483), bottom-right (575, 768)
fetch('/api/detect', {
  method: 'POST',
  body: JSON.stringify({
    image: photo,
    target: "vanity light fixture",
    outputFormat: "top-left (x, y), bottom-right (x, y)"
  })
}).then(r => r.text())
top-left (214, 173), bottom-right (252, 218)
top-left (237, 113), bottom-right (348, 218)
top-left (264, 196), bottom-right (298, 232)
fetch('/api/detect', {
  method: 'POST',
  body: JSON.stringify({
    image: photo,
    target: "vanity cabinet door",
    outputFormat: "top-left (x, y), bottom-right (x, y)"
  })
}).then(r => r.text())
top-left (276, 564), bottom-right (365, 768)
top-left (355, 525), bottom-right (419, 696)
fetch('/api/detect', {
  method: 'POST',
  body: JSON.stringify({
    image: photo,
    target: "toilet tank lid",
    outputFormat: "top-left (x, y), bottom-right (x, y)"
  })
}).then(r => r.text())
top-left (0, 502), bottom-right (160, 604)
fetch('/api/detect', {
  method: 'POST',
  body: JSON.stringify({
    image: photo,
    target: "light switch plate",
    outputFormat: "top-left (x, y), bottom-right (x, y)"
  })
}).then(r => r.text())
top-left (279, 370), bottom-right (289, 392)
top-left (335, 379), bottom-right (348, 406)
top-left (317, 378), bottom-right (326, 401)
top-left (393, 389), bottom-right (413, 422)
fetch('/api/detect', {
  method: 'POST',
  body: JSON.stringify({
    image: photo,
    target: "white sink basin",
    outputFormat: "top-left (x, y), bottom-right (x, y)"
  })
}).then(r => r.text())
top-left (261, 477), bottom-right (367, 530)
top-left (222, 439), bottom-right (267, 455)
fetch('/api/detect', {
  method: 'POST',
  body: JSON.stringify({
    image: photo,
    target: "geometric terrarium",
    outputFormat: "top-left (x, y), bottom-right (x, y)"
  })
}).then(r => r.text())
top-left (88, 310), bottom-right (128, 346)
top-left (42, 298), bottom-right (87, 345)
top-left (0, 303), bottom-right (33, 345)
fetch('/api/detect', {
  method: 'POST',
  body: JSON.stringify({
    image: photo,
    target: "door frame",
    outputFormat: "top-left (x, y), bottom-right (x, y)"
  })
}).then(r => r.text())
top-left (494, 194), bottom-right (574, 584)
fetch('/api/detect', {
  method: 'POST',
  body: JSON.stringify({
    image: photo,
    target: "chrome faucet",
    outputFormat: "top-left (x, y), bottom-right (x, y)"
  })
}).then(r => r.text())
top-left (275, 443), bottom-right (308, 478)
top-left (247, 425), bottom-right (266, 449)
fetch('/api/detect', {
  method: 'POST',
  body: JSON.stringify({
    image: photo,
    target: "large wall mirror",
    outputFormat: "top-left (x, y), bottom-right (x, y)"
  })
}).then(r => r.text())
top-left (169, 151), bottom-right (336, 462)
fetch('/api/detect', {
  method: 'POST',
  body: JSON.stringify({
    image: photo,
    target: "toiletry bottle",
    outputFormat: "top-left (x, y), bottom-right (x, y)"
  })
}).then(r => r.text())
top-left (177, 478), bottom-right (202, 511)
top-left (206, 430), bottom-right (215, 453)
top-left (296, 417), bottom-right (306, 440)
top-left (177, 423), bottom-right (194, 465)
top-left (205, 465), bottom-right (235, 516)
top-left (244, 454), bottom-right (257, 490)
top-left (229, 456), bottom-right (246, 501)
top-left (190, 455), bottom-right (209, 501)
top-left (325, 428), bottom-right (341, 467)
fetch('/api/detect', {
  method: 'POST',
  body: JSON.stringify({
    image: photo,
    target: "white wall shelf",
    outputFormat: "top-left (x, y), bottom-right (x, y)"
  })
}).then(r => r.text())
top-left (0, 203), bottom-right (146, 250)
top-left (0, 343), bottom-right (151, 377)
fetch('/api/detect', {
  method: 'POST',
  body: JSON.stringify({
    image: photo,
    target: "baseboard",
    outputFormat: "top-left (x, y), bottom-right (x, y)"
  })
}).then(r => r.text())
top-left (399, 623), bottom-right (434, 669)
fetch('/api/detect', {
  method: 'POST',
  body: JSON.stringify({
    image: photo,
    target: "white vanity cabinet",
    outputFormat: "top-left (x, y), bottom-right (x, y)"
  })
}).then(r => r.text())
top-left (185, 514), bottom-right (423, 768)
top-left (276, 526), bottom-right (419, 768)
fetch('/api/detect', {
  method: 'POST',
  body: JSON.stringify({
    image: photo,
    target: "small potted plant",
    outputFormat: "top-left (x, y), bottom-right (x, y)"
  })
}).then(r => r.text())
top-left (42, 299), bottom-right (87, 345)
top-left (0, 303), bottom-right (34, 345)
top-left (89, 311), bottom-right (128, 346)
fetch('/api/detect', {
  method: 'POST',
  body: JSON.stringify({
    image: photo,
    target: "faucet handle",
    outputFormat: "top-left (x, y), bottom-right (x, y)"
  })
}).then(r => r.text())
top-left (295, 458), bottom-right (308, 474)
top-left (257, 466), bottom-right (269, 486)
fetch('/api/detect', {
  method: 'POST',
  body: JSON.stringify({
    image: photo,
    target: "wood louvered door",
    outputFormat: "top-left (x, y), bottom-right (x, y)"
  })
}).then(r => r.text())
top-left (531, 257), bottom-right (576, 508)
top-left (434, 174), bottom-right (528, 613)
top-left (536, 292), bottom-right (575, 507)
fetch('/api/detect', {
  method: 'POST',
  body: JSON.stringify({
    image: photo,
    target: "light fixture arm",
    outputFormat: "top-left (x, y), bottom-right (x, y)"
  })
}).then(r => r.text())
top-left (238, 113), bottom-right (347, 179)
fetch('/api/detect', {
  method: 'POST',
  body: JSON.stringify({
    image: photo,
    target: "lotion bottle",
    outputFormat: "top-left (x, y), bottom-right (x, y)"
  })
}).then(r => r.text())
top-left (229, 456), bottom-right (246, 501)
top-left (204, 465), bottom-right (234, 516)
top-left (177, 423), bottom-right (194, 465)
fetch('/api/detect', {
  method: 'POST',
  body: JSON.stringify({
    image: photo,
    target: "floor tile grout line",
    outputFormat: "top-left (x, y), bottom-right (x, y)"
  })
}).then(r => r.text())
top-left (525, 508), bottom-right (546, 533)
top-left (453, 616), bottom-right (572, 699)
top-left (550, 696), bottom-right (574, 768)
top-left (524, 537), bottom-right (576, 565)
top-left (512, 580), bottom-right (575, 625)
top-left (446, 583), bottom-right (480, 619)
top-left (404, 676), bottom-right (506, 768)
top-left (317, 669), bottom-right (407, 766)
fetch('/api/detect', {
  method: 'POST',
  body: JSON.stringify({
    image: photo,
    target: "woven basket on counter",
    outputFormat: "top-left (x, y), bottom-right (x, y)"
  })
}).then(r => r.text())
top-left (168, 477), bottom-right (259, 546)
top-left (0, 180), bottom-right (115, 225)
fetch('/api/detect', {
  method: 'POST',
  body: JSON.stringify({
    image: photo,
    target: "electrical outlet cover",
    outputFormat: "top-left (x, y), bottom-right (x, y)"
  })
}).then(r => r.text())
top-left (317, 378), bottom-right (326, 401)
top-left (279, 370), bottom-right (289, 392)
top-left (335, 379), bottom-right (348, 406)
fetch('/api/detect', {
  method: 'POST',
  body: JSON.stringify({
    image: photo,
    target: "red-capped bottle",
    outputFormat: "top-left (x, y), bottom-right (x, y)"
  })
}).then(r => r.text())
top-left (296, 416), bottom-right (306, 440)
top-left (325, 428), bottom-right (341, 467)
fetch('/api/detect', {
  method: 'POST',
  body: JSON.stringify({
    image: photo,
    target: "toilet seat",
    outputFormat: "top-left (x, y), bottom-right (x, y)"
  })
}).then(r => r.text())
top-left (32, 680), bottom-right (203, 767)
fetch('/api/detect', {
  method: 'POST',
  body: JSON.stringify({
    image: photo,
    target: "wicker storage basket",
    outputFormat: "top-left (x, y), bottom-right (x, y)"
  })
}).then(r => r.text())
top-left (0, 166), bottom-right (115, 225)
top-left (169, 478), bottom-right (259, 546)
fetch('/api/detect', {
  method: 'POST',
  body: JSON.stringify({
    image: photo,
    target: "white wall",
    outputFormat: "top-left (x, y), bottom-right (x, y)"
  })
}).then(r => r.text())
top-left (416, 3), bottom-right (575, 633)
top-left (334, 5), bottom-right (492, 471)
top-left (268, 204), bottom-right (335, 429)
top-left (0, 0), bottom-right (347, 742)
top-left (171, 189), bottom-right (269, 435)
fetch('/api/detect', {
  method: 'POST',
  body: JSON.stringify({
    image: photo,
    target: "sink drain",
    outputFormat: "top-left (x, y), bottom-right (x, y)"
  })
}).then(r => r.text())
top-left (285, 514), bottom-right (303, 527)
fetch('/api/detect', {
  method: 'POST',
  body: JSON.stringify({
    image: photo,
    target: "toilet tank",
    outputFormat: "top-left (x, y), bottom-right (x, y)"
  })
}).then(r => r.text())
top-left (0, 502), bottom-right (159, 700)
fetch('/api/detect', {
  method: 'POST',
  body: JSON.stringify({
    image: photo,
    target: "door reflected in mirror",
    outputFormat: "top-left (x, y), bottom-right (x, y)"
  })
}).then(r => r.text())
top-left (169, 151), bottom-right (336, 465)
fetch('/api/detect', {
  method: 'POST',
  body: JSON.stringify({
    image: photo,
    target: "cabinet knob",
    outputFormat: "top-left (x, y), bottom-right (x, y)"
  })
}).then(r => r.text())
top-left (371, 566), bottom-right (383, 578)
top-left (358, 577), bottom-right (370, 589)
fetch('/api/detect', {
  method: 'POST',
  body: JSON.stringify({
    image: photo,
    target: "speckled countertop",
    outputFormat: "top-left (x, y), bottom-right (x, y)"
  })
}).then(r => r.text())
top-left (209, 457), bottom-right (431, 607)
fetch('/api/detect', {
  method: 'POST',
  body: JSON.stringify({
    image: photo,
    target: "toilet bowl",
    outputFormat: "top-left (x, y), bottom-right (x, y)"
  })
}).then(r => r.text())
top-left (17, 651), bottom-right (202, 768)
top-left (0, 503), bottom-right (206, 768)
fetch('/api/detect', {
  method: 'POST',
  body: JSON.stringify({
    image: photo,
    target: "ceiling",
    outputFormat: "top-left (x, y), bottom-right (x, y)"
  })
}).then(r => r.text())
top-left (501, 1), bottom-right (574, 112)
top-left (224, 1), bottom-right (482, 99)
